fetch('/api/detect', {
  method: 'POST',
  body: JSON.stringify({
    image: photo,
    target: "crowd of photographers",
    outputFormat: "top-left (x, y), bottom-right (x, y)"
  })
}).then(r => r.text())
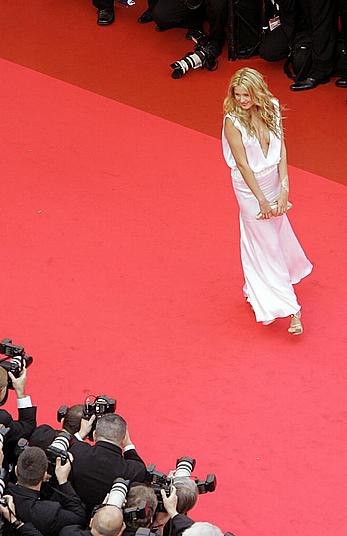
top-left (0, 339), bottom-right (231, 536)
top-left (89, 0), bottom-right (347, 89)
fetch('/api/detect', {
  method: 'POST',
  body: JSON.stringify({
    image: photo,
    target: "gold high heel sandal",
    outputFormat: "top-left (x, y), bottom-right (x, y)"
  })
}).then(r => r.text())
top-left (288, 311), bottom-right (303, 335)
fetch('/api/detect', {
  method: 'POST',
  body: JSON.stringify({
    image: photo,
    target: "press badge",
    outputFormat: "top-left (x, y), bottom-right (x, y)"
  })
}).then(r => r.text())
top-left (269, 16), bottom-right (281, 31)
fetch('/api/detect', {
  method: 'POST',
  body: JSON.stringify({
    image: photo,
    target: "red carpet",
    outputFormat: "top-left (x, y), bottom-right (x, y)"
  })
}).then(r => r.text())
top-left (0, 0), bottom-right (346, 186)
top-left (1, 59), bottom-right (347, 535)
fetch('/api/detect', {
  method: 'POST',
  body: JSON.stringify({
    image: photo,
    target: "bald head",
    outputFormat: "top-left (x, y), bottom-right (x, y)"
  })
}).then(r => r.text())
top-left (92, 505), bottom-right (124, 536)
top-left (184, 522), bottom-right (224, 536)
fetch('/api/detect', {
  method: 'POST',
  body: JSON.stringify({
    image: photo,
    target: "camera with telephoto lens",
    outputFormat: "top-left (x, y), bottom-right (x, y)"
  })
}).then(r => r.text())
top-left (146, 456), bottom-right (216, 512)
top-left (93, 478), bottom-right (147, 523)
top-left (0, 339), bottom-right (33, 401)
top-left (105, 478), bottom-right (129, 509)
top-left (46, 431), bottom-right (71, 475)
top-left (170, 33), bottom-right (218, 79)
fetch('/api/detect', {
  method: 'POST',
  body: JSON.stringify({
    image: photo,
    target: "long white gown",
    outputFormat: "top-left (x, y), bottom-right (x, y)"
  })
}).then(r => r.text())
top-left (222, 101), bottom-right (313, 324)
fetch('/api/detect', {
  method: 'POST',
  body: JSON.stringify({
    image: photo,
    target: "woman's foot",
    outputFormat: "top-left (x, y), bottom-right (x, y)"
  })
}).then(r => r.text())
top-left (288, 311), bottom-right (303, 335)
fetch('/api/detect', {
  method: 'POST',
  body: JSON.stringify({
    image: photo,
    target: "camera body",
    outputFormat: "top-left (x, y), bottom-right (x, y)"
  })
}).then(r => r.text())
top-left (83, 395), bottom-right (116, 419)
top-left (124, 500), bottom-right (148, 524)
top-left (145, 464), bottom-right (172, 512)
top-left (57, 395), bottom-right (116, 441)
top-left (0, 338), bottom-right (33, 391)
top-left (83, 395), bottom-right (116, 441)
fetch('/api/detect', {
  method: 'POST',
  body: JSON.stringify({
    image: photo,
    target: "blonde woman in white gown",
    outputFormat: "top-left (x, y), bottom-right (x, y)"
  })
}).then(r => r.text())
top-left (222, 68), bottom-right (312, 335)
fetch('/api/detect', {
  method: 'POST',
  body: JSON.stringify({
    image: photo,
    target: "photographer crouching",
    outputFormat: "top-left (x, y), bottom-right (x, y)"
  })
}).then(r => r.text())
top-left (138, 1), bottom-right (227, 78)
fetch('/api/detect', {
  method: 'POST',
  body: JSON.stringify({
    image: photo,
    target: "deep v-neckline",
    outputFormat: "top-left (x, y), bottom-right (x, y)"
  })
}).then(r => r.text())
top-left (257, 129), bottom-right (272, 160)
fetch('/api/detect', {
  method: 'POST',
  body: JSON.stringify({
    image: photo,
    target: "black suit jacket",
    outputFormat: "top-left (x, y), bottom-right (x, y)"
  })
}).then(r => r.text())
top-left (69, 440), bottom-right (147, 515)
top-left (0, 406), bottom-right (37, 443)
top-left (163, 514), bottom-right (194, 536)
top-left (4, 522), bottom-right (45, 536)
top-left (0, 406), bottom-right (37, 471)
top-left (4, 482), bottom-right (86, 536)
top-left (59, 527), bottom-right (91, 536)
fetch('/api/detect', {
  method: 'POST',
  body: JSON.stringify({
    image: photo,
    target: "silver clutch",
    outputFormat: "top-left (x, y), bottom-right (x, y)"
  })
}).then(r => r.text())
top-left (256, 200), bottom-right (292, 220)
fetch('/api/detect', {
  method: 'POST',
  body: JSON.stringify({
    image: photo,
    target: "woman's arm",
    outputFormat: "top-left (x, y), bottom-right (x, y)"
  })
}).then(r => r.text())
top-left (276, 137), bottom-right (289, 215)
top-left (224, 118), bottom-right (272, 218)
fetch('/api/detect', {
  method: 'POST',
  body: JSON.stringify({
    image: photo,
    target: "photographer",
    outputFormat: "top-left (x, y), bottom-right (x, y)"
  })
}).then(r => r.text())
top-left (259, 1), bottom-right (308, 62)
top-left (183, 523), bottom-right (224, 536)
top-left (4, 447), bottom-right (86, 535)
top-left (154, 478), bottom-right (197, 536)
top-left (159, 487), bottom-right (193, 536)
top-left (0, 367), bottom-right (36, 470)
top-left (29, 406), bottom-right (96, 451)
top-left (60, 477), bottom-right (127, 536)
top-left (70, 415), bottom-right (147, 516)
top-left (58, 505), bottom-right (124, 536)
top-left (122, 485), bottom-right (157, 536)
top-left (141, 0), bottom-right (227, 58)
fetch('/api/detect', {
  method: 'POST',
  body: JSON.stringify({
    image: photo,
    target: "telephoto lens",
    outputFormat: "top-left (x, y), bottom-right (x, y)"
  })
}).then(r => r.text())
top-left (106, 478), bottom-right (130, 508)
top-left (46, 431), bottom-right (71, 473)
top-left (0, 427), bottom-right (10, 447)
top-left (175, 457), bottom-right (196, 478)
top-left (0, 468), bottom-right (8, 506)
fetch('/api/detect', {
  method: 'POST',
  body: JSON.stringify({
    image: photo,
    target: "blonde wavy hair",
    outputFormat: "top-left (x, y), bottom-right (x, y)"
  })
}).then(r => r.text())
top-left (224, 67), bottom-right (282, 139)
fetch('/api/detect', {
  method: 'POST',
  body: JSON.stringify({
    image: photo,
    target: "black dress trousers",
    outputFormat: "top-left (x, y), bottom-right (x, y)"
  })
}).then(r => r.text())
top-left (92, 0), bottom-right (114, 10)
top-left (300, 0), bottom-right (336, 78)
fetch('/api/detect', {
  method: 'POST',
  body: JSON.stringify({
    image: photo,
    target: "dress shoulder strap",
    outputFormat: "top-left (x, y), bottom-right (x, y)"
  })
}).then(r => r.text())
top-left (224, 113), bottom-right (244, 133)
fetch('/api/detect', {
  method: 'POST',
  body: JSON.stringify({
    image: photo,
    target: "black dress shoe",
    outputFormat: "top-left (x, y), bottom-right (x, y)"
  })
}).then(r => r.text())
top-left (97, 8), bottom-right (115, 25)
top-left (290, 76), bottom-right (330, 91)
top-left (137, 10), bottom-right (153, 23)
top-left (335, 77), bottom-right (347, 88)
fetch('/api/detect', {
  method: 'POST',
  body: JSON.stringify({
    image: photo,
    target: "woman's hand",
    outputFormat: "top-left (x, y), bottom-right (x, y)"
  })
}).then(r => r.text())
top-left (275, 190), bottom-right (288, 216)
top-left (258, 198), bottom-right (272, 219)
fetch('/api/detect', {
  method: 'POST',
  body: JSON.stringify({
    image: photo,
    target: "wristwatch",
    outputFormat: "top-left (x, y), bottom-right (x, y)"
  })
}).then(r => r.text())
top-left (11, 519), bottom-right (24, 530)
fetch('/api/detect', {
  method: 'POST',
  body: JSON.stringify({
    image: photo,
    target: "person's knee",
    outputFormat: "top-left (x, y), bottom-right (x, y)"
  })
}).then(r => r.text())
top-left (152, 0), bottom-right (185, 29)
top-left (259, 43), bottom-right (288, 61)
top-left (259, 33), bottom-right (289, 61)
